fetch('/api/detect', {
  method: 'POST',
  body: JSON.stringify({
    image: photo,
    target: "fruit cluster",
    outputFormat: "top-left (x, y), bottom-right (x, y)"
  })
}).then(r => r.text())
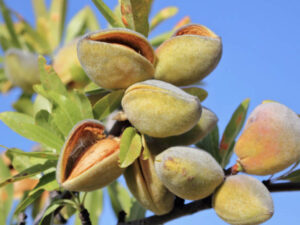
top-left (54, 24), bottom-right (300, 225)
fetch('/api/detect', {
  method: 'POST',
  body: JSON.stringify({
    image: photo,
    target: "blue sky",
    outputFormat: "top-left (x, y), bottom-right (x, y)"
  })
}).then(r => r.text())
top-left (1, 0), bottom-right (300, 224)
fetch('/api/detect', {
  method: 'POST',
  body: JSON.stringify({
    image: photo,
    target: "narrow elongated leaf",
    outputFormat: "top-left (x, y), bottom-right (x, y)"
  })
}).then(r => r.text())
top-left (32, 0), bottom-right (48, 20)
top-left (108, 181), bottom-right (146, 221)
top-left (196, 126), bottom-right (221, 164)
top-left (5, 148), bottom-right (48, 172)
top-left (0, 0), bottom-right (21, 48)
top-left (51, 107), bottom-right (74, 138)
top-left (39, 199), bottom-right (77, 225)
top-left (49, 0), bottom-right (67, 50)
top-left (86, 8), bottom-right (101, 31)
top-left (32, 172), bottom-right (59, 191)
top-left (15, 172), bottom-right (58, 216)
top-left (33, 94), bottom-right (52, 116)
top-left (19, 20), bottom-right (51, 54)
top-left (35, 110), bottom-right (64, 141)
top-left (280, 169), bottom-right (300, 182)
top-left (219, 98), bottom-right (250, 167)
top-left (14, 189), bottom-right (44, 215)
top-left (92, 0), bottom-right (124, 28)
top-left (48, 91), bottom-right (85, 126)
top-left (69, 90), bottom-right (94, 120)
top-left (150, 16), bottom-right (190, 47)
top-left (0, 112), bottom-right (64, 151)
top-left (13, 94), bottom-right (34, 116)
top-left (150, 6), bottom-right (178, 31)
top-left (0, 34), bottom-right (11, 51)
top-left (150, 31), bottom-right (172, 47)
top-left (0, 156), bottom-right (13, 225)
top-left (65, 7), bottom-right (89, 43)
top-left (93, 90), bottom-right (124, 120)
top-left (119, 127), bottom-right (142, 168)
top-left (120, 0), bottom-right (153, 36)
top-left (6, 148), bottom-right (59, 161)
top-left (0, 160), bottom-right (56, 187)
top-left (65, 7), bottom-right (100, 43)
top-left (38, 56), bottom-right (68, 96)
top-left (182, 87), bottom-right (208, 102)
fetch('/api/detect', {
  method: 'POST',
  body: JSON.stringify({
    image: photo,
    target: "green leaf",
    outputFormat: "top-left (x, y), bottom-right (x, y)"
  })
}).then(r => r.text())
top-left (280, 169), bottom-right (300, 182)
top-left (86, 8), bottom-right (101, 31)
top-left (69, 90), bottom-right (94, 120)
top-left (51, 107), bottom-right (74, 138)
top-left (0, 112), bottom-right (64, 151)
top-left (35, 110), bottom-right (64, 142)
top-left (14, 189), bottom-right (44, 215)
top-left (18, 20), bottom-right (52, 54)
top-left (150, 16), bottom-right (191, 47)
top-left (13, 94), bottom-right (34, 116)
top-left (196, 126), bottom-right (221, 164)
top-left (49, 0), bottom-right (67, 50)
top-left (0, 34), bottom-right (11, 51)
top-left (108, 181), bottom-right (146, 221)
top-left (31, 172), bottom-right (59, 192)
top-left (0, 156), bottom-right (13, 225)
top-left (38, 56), bottom-right (68, 96)
top-left (0, 160), bottom-right (56, 188)
top-left (32, 0), bottom-right (48, 20)
top-left (120, 0), bottom-right (153, 36)
top-left (182, 87), bottom-right (208, 102)
top-left (5, 148), bottom-right (48, 172)
top-left (15, 172), bottom-right (58, 216)
top-left (150, 30), bottom-right (172, 47)
top-left (150, 6), bottom-right (178, 31)
top-left (6, 148), bottom-right (59, 161)
top-left (92, 0), bottom-right (124, 28)
top-left (219, 98), bottom-right (250, 167)
top-left (65, 7), bottom-right (90, 43)
top-left (39, 199), bottom-right (77, 225)
top-left (47, 91), bottom-right (86, 135)
top-left (93, 90), bottom-right (124, 120)
top-left (119, 127), bottom-right (142, 168)
top-left (0, 0), bottom-right (21, 48)
top-left (33, 94), bottom-right (52, 116)
top-left (65, 7), bottom-right (99, 43)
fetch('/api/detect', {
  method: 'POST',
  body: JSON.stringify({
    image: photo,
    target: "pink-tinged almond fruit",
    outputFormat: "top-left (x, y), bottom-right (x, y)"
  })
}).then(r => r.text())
top-left (155, 147), bottom-right (224, 200)
top-left (213, 174), bottom-right (274, 225)
top-left (234, 102), bottom-right (300, 175)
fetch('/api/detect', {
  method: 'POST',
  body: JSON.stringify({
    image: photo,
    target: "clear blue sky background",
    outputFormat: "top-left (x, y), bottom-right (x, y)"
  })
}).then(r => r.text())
top-left (1, 0), bottom-right (300, 224)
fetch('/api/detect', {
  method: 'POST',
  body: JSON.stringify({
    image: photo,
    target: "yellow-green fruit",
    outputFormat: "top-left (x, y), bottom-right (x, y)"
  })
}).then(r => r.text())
top-left (53, 39), bottom-right (89, 87)
top-left (155, 24), bottom-right (222, 86)
top-left (155, 147), bottom-right (224, 200)
top-left (4, 48), bottom-right (40, 93)
top-left (213, 174), bottom-right (274, 225)
top-left (77, 28), bottom-right (156, 89)
top-left (235, 102), bottom-right (300, 175)
top-left (56, 120), bottom-right (124, 191)
top-left (147, 107), bottom-right (218, 150)
top-left (124, 150), bottom-right (174, 215)
top-left (122, 80), bottom-right (202, 138)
